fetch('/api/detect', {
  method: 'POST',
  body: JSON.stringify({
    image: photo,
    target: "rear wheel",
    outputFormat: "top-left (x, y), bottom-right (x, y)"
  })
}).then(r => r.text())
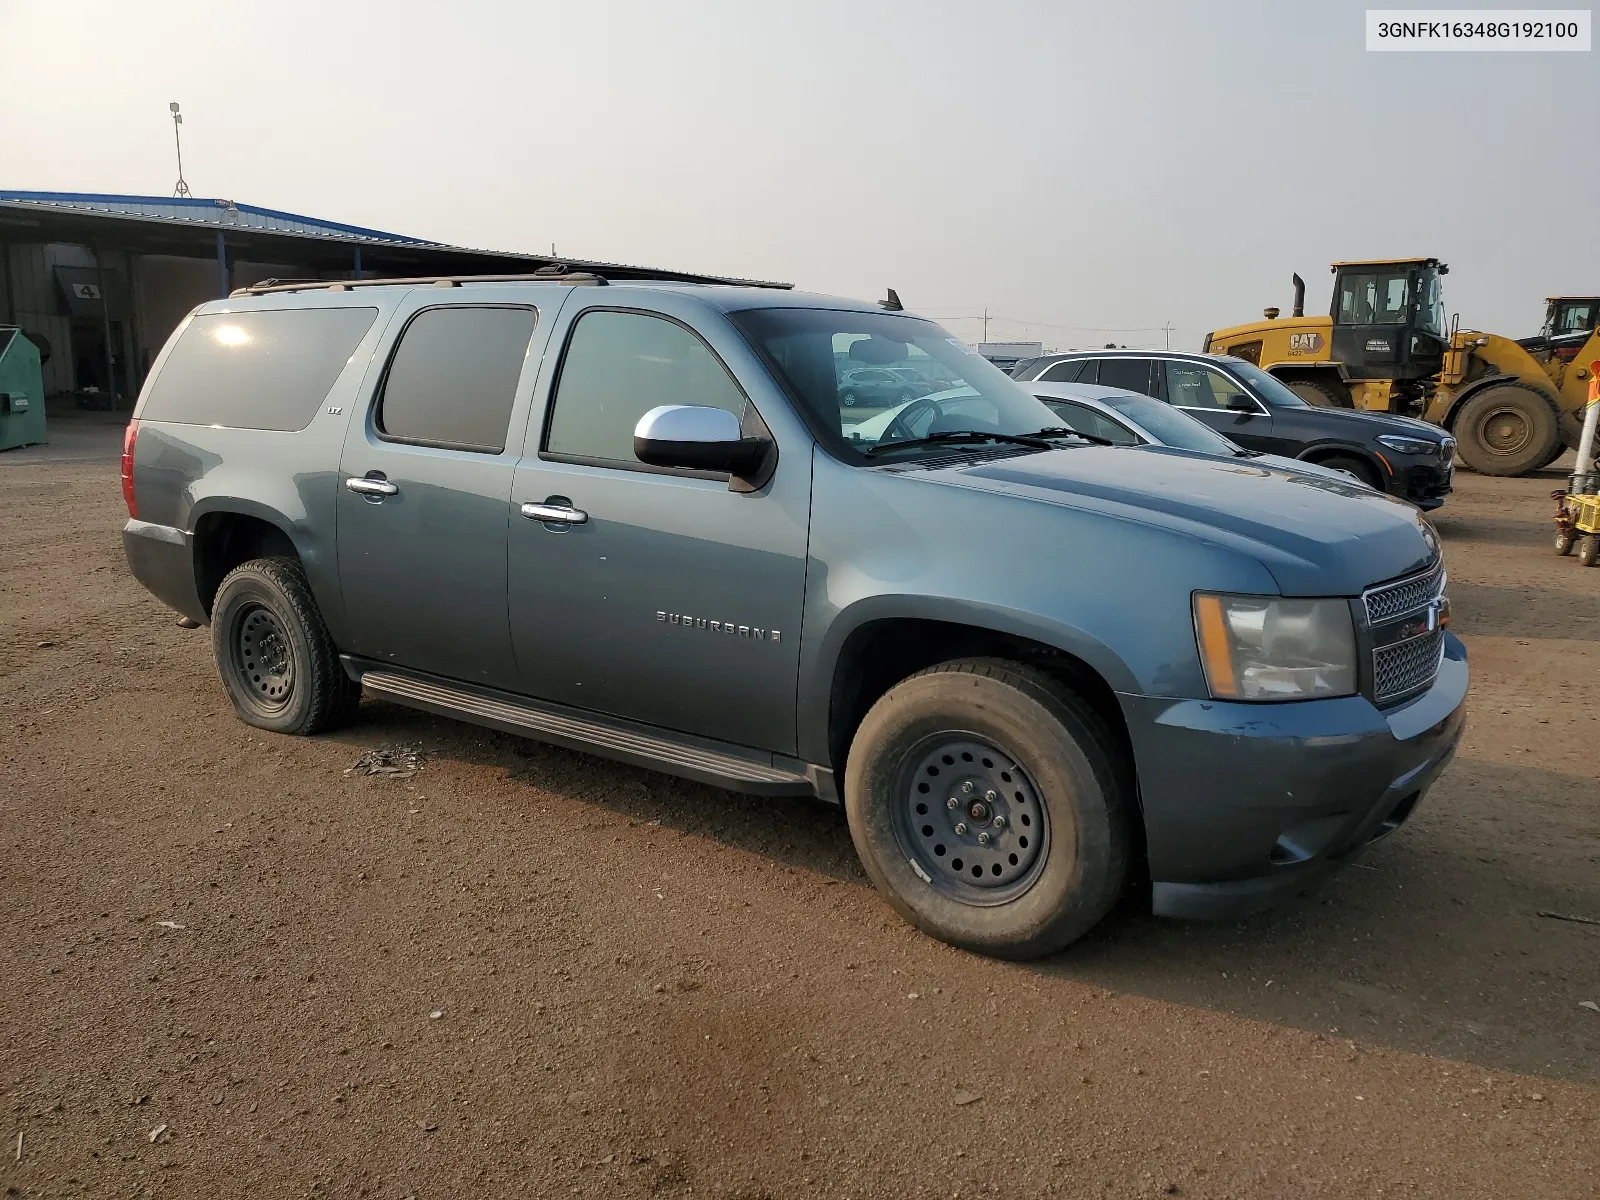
top-left (843, 658), bottom-right (1131, 960)
top-left (841, 391), bottom-right (860, 409)
top-left (1579, 534), bottom-right (1600, 568)
top-left (1287, 377), bottom-right (1353, 408)
top-left (1315, 453), bottom-right (1381, 491)
top-left (1453, 383), bottom-right (1562, 477)
top-left (211, 556), bottom-right (360, 735)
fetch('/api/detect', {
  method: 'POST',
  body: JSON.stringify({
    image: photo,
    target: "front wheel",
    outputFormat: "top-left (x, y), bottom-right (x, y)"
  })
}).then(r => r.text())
top-left (212, 556), bottom-right (361, 735)
top-left (843, 659), bottom-right (1132, 960)
top-left (841, 391), bottom-right (860, 409)
top-left (1316, 453), bottom-right (1381, 491)
top-left (1555, 527), bottom-right (1577, 556)
top-left (1453, 384), bottom-right (1561, 477)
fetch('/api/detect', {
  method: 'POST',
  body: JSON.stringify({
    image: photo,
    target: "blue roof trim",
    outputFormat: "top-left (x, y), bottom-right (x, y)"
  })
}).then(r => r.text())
top-left (0, 190), bottom-right (434, 245)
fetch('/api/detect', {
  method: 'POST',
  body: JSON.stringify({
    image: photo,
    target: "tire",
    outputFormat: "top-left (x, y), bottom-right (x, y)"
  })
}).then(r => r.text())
top-left (1287, 377), bottom-right (1353, 409)
top-left (843, 658), bottom-right (1132, 960)
top-left (211, 556), bottom-right (361, 735)
top-left (1580, 534), bottom-right (1600, 568)
top-left (1315, 453), bottom-right (1381, 491)
top-left (841, 392), bottom-right (860, 409)
top-left (1555, 527), bottom-right (1577, 556)
top-left (1453, 383), bottom-right (1562, 477)
top-left (1533, 440), bottom-right (1568, 472)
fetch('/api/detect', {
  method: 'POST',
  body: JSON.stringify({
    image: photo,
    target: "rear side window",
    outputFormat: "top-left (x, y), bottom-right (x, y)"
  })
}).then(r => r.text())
top-left (545, 309), bottom-right (746, 464)
top-left (377, 306), bottom-right (537, 453)
top-left (1098, 358), bottom-right (1155, 395)
top-left (1038, 360), bottom-right (1084, 383)
top-left (142, 307), bottom-right (378, 431)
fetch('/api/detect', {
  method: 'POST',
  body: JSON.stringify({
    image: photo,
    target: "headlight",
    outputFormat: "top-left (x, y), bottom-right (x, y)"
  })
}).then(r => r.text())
top-left (1192, 593), bottom-right (1357, 701)
top-left (1376, 433), bottom-right (1440, 456)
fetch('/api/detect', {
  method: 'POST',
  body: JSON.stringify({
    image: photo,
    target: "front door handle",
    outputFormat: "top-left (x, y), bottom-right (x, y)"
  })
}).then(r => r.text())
top-left (520, 501), bottom-right (588, 524)
top-left (346, 476), bottom-right (399, 497)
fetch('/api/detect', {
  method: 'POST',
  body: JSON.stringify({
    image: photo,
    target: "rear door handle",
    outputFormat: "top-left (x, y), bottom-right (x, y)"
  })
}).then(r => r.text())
top-left (346, 476), bottom-right (399, 497)
top-left (520, 501), bottom-right (587, 524)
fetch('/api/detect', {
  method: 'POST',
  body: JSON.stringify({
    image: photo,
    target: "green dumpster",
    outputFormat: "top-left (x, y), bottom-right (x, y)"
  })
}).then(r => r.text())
top-left (0, 326), bottom-right (47, 451)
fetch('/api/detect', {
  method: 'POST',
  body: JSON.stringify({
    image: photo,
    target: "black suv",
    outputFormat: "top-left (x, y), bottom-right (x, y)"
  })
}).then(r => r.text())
top-left (1012, 351), bottom-right (1455, 510)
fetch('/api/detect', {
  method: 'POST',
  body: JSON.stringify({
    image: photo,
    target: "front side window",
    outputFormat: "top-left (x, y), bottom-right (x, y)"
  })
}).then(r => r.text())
top-left (1096, 392), bottom-right (1242, 455)
top-left (1415, 269), bottom-right (1446, 336)
top-left (1165, 362), bottom-right (1254, 410)
top-left (727, 306), bottom-right (1061, 460)
top-left (378, 306), bottom-right (536, 453)
top-left (1337, 270), bottom-right (1410, 326)
top-left (1040, 399), bottom-right (1140, 445)
top-left (545, 309), bottom-right (747, 463)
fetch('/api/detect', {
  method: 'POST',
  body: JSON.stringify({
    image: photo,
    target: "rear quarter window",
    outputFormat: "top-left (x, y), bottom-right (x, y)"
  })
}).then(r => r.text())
top-left (141, 307), bottom-right (379, 431)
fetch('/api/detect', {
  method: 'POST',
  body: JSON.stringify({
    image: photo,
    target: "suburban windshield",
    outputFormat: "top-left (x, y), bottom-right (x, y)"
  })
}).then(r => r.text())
top-left (1226, 359), bottom-right (1311, 407)
top-left (728, 307), bottom-right (1061, 458)
top-left (1097, 393), bottom-right (1242, 455)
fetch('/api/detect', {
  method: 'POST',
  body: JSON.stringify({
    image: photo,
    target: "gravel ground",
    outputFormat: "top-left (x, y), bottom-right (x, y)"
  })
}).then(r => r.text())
top-left (2, 421), bottom-right (1596, 1198)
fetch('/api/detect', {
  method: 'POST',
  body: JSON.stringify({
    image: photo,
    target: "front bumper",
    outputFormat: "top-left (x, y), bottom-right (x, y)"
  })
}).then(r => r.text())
top-left (1119, 631), bottom-right (1467, 921)
top-left (1392, 458), bottom-right (1453, 510)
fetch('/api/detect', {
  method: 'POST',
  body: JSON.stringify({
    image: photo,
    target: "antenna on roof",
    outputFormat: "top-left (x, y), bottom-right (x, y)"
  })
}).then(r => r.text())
top-left (169, 102), bottom-right (191, 198)
top-left (879, 288), bottom-right (903, 312)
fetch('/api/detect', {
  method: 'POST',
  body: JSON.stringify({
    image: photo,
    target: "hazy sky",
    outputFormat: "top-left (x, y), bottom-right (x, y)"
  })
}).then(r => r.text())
top-left (4, 0), bottom-right (1595, 349)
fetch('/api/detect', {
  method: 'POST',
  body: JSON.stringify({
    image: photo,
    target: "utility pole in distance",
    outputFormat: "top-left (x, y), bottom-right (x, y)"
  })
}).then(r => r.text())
top-left (1163, 321), bottom-right (1175, 350)
top-left (981, 308), bottom-right (990, 343)
top-left (170, 103), bottom-right (191, 198)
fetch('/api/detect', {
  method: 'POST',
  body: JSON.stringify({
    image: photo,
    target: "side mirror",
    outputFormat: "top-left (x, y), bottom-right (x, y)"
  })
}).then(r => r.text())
top-left (1225, 394), bottom-right (1256, 412)
top-left (633, 405), bottom-right (772, 479)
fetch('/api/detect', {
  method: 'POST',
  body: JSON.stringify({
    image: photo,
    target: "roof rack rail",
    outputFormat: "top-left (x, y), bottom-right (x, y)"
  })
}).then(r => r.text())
top-left (234, 269), bottom-right (610, 297)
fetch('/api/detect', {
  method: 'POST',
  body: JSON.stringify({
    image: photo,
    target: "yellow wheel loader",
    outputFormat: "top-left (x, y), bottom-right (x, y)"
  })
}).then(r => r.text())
top-left (1204, 261), bottom-right (1600, 476)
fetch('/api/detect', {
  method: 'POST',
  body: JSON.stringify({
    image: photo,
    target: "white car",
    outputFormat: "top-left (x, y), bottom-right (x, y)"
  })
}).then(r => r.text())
top-left (1024, 382), bottom-right (1374, 487)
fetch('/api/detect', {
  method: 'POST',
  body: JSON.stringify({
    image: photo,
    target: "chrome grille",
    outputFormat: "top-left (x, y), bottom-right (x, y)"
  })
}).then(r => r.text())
top-left (1363, 563), bottom-right (1444, 625)
top-left (1362, 561), bottom-right (1448, 704)
top-left (1373, 629), bottom-right (1446, 702)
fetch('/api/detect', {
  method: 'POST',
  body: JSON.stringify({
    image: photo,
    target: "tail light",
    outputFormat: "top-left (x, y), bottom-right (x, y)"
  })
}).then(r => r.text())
top-left (121, 419), bottom-right (140, 519)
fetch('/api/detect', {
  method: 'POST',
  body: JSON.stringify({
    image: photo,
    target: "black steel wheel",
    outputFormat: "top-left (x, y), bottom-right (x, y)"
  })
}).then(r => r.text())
top-left (893, 737), bottom-right (1050, 906)
top-left (228, 603), bottom-right (295, 711)
top-left (844, 658), bottom-right (1132, 960)
top-left (211, 556), bottom-right (361, 735)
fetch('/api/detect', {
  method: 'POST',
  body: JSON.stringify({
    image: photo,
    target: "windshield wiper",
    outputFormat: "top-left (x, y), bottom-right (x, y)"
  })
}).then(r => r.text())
top-left (864, 427), bottom-right (1115, 458)
top-left (864, 430), bottom-right (1055, 457)
top-left (1023, 426), bottom-right (1115, 446)
top-left (1233, 447), bottom-right (1263, 458)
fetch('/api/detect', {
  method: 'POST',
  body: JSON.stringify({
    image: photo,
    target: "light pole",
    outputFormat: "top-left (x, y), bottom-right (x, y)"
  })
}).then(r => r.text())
top-left (170, 102), bottom-right (191, 198)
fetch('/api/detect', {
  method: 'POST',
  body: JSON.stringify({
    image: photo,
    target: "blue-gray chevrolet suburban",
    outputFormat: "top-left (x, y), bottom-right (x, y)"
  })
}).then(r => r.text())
top-left (120, 267), bottom-right (1467, 959)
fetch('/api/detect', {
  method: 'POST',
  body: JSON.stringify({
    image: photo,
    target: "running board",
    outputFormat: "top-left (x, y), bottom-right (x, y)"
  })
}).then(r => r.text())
top-left (355, 666), bottom-right (820, 798)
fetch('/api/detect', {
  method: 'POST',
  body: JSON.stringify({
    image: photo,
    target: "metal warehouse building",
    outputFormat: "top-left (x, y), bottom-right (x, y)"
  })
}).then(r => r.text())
top-left (0, 191), bottom-right (741, 411)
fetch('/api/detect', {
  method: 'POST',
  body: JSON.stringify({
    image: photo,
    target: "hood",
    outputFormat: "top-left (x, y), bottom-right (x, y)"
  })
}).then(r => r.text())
top-left (931, 445), bottom-right (1438, 596)
top-left (1297, 405), bottom-right (1445, 440)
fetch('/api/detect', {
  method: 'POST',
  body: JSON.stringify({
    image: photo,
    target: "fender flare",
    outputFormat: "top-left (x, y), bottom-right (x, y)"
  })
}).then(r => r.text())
top-left (796, 592), bottom-right (1143, 766)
